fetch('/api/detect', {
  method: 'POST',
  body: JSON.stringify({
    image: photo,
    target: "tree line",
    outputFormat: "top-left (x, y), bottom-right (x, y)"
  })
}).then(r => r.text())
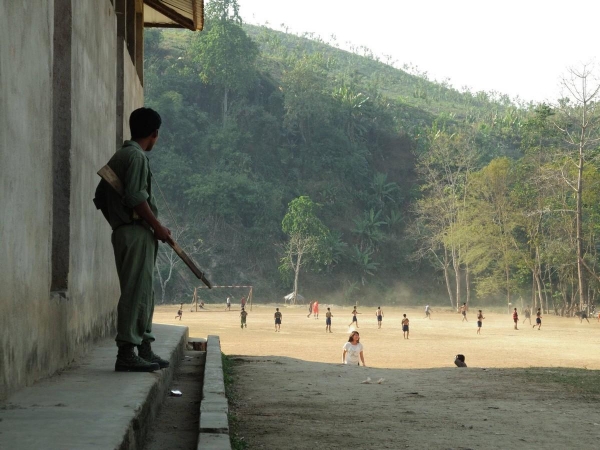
top-left (144, 0), bottom-right (600, 314)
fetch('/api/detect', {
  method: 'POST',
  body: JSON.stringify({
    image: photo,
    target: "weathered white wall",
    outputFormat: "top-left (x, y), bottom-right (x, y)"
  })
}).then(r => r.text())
top-left (0, 0), bottom-right (143, 401)
top-left (68, 0), bottom-right (120, 353)
top-left (0, 0), bottom-right (56, 401)
top-left (122, 40), bottom-right (145, 139)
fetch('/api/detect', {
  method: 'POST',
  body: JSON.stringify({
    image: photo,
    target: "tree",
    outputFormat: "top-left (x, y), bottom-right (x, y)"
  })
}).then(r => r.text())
top-left (190, 0), bottom-right (258, 125)
top-left (155, 226), bottom-right (205, 304)
top-left (280, 196), bottom-right (331, 304)
top-left (462, 158), bottom-right (520, 310)
top-left (352, 209), bottom-right (386, 251)
top-left (554, 63), bottom-right (600, 310)
top-left (412, 125), bottom-right (478, 309)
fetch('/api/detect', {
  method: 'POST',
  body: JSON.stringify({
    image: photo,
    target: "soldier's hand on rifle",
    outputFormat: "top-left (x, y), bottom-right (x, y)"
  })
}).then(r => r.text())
top-left (154, 224), bottom-right (174, 245)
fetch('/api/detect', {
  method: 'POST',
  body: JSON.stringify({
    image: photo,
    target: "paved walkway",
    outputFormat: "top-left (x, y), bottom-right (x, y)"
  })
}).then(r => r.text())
top-left (0, 324), bottom-right (187, 450)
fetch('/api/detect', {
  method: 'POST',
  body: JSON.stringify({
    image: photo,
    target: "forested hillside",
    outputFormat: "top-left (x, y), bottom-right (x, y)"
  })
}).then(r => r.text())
top-left (144, 1), bottom-right (600, 314)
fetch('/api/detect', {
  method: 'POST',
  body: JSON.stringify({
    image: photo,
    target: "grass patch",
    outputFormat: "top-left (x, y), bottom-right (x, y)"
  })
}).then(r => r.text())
top-left (515, 368), bottom-right (600, 396)
top-left (222, 353), bottom-right (248, 450)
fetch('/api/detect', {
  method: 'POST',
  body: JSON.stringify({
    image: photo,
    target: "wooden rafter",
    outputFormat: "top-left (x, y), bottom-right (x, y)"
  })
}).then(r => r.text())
top-left (144, 0), bottom-right (195, 31)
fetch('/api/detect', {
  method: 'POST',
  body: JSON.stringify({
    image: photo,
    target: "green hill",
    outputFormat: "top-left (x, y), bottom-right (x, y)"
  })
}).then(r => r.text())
top-left (143, 22), bottom-right (527, 306)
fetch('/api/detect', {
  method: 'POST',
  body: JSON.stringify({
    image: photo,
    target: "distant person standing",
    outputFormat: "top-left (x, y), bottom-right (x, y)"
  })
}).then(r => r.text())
top-left (375, 306), bottom-right (384, 328)
top-left (522, 306), bottom-right (531, 325)
top-left (534, 308), bottom-right (542, 330)
top-left (342, 331), bottom-right (366, 366)
top-left (476, 310), bottom-right (484, 334)
top-left (402, 314), bottom-right (410, 339)
top-left (424, 304), bottom-right (432, 319)
top-left (274, 308), bottom-right (282, 332)
top-left (175, 303), bottom-right (183, 321)
top-left (226, 296), bottom-right (231, 311)
top-left (240, 307), bottom-right (248, 329)
top-left (348, 306), bottom-right (360, 328)
top-left (460, 303), bottom-right (468, 322)
top-left (512, 308), bottom-right (519, 330)
top-left (313, 300), bottom-right (319, 319)
top-left (307, 300), bottom-right (314, 318)
top-left (240, 296), bottom-right (247, 309)
top-left (325, 307), bottom-right (333, 333)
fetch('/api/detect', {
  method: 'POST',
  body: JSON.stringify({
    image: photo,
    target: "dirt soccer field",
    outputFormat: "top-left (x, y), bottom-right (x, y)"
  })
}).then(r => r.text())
top-left (154, 304), bottom-right (600, 449)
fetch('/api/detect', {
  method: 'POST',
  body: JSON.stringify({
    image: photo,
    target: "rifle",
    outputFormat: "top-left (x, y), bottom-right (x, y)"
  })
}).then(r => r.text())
top-left (97, 165), bottom-right (212, 288)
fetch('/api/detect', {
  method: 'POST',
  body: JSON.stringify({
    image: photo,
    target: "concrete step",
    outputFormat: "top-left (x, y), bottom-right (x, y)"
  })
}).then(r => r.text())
top-left (0, 324), bottom-right (188, 450)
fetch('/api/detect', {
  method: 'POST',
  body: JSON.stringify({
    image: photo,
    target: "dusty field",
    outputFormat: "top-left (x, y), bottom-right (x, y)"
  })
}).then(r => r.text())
top-left (154, 305), bottom-right (600, 449)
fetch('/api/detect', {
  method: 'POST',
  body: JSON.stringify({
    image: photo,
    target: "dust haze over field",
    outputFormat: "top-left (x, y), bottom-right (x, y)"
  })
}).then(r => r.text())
top-left (155, 305), bottom-right (600, 370)
top-left (154, 305), bottom-right (600, 449)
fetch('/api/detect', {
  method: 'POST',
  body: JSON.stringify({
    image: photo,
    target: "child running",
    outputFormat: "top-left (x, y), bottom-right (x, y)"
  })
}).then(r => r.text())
top-left (460, 303), bottom-right (468, 322)
top-left (274, 308), bottom-right (282, 332)
top-left (424, 304), bottom-right (432, 319)
top-left (512, 308), bottom-right (519, 330)
top-left (325, 307), bottom-right (333, 333)
top-left (240, 307), bottom-right (248, 329)
top-left (174, 303), bottom-right (183, 321)
top-left (522, 306), bottom-right (531, 325)
top-left (348, 306), bottom-right (360, 328)
top-left (307, 300), bottom-right (313, 318)
top-left (375, 306), bottom-right (384, 329)
top-left (401, 314), bottom-right (410, 339)
top-left (477, 310), bottom-right (484, 334)
top-left (534, 308), bottom-right (542, 330)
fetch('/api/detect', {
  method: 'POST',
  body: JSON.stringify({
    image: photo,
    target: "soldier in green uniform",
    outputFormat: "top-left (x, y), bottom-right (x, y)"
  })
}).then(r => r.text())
top-left (94, 107), bottom-right (173, 372)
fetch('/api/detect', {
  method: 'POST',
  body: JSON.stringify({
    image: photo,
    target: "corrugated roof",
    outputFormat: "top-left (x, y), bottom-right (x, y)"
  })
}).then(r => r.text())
top-left (144, 0), bottom-right (204, 31)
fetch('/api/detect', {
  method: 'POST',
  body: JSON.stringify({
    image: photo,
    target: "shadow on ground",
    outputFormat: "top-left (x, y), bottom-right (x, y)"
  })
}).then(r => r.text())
top-left (226, 356), bottom-right (600, 450)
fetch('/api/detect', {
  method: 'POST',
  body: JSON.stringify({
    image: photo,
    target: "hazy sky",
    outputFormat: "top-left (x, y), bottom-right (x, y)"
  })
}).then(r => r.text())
top-left (238, 0), bottom-right (599, 103)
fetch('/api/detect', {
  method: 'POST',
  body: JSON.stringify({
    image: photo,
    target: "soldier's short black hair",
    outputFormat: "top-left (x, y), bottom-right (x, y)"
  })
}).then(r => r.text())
top-left (129, 107), bottom-right (161, 139)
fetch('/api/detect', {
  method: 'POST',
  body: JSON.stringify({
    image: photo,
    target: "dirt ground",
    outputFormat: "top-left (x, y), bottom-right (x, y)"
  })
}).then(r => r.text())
top-left (143, 351), bottom-right (205, 450)
top-left (154, 304), bottom-right (600, 449)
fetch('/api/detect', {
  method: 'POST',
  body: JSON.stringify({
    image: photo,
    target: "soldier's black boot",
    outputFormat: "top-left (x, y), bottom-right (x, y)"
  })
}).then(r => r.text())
top-left (115, 345), bottom-right (160, 372)
top-left (137, 341), bottom-right (170, 369)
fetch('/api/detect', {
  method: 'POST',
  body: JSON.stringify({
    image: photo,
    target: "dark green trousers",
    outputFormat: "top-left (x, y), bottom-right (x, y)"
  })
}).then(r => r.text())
top-left (111, 223), bottom-right (158, 346)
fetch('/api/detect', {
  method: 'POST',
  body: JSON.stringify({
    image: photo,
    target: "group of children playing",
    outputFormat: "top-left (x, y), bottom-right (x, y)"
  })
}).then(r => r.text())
top-left (182, 300), bottom-right (556, 336)
top-left (267, 305), bottom-right (412, 338)
top-left (458, 303), bottom-right (543, 334)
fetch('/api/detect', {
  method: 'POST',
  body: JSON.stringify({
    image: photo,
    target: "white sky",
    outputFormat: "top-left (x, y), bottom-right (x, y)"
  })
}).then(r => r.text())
top-left (238, 0), bottom-right (600, 103)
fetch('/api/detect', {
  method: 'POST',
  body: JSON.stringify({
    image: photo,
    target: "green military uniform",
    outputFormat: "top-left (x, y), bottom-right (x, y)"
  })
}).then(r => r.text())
top-left (94, 140), bottom-right (158, 347)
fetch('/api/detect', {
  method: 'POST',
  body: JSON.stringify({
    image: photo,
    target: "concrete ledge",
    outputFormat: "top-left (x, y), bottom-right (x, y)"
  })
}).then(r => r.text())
top-left (198, 335), bottom-right (232, 450)
top-left (0, 324), bottom-right (188, 450)
top-left (199, 433), bottom-right (233, 449)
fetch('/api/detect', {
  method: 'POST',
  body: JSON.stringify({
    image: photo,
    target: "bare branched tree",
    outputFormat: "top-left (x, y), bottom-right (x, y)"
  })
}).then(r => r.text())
top-left (554, 62), bottom-right (600, 310)
top-left (155, 225), bottom-right (205, 304)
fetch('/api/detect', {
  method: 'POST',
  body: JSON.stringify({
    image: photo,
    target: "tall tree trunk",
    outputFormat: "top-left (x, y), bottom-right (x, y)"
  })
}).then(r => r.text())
top-left (531, 270), bottom-right (536, 310)
top-left (465, 263), bottom-right (471, 306)
top-left (443, 247), bottom-right (455, 309)
top-left (506, 266), bottom-right (511, 314)
top-left (452, 247), bottom-right (461, 308)
top-left (576, 147), bottom-right (587, 310)
top-left (293, 252), bottom-right (302, 305)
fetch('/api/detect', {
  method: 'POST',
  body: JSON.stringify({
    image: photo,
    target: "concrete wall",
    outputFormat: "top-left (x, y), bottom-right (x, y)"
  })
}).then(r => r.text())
top-left (68, 0), bottom-right (120, 354)
top-left (122, 42), bottom-right (144, 140)
top-left (0, 0), bottom-right (56, 402)
top-left (0, 0), bottom-right (143, 401)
